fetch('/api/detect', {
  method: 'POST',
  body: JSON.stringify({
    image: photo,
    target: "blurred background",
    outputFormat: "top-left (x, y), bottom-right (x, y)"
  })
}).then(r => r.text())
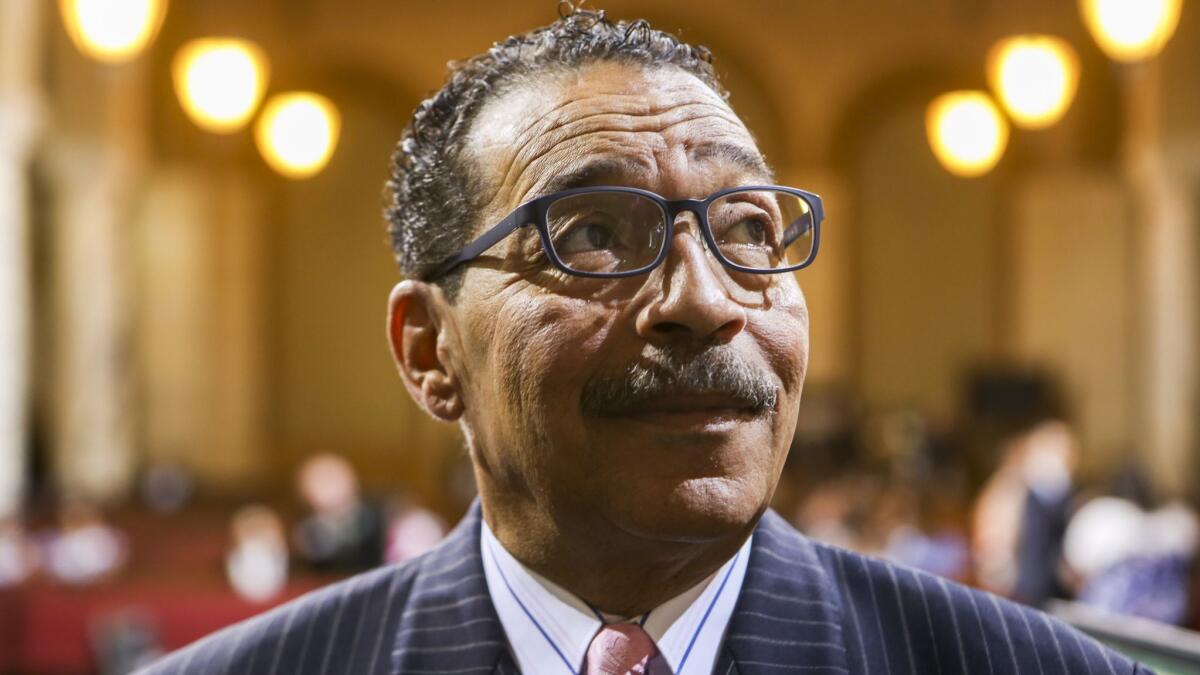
top-left (1, 0), bottom-right (1200, 672)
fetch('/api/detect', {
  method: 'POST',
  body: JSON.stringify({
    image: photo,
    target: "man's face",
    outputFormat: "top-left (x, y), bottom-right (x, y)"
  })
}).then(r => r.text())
top-left (446, 62), bottom-right (809, 542)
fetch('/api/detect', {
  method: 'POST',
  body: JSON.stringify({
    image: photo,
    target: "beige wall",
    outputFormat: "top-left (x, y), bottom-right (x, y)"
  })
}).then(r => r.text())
top-left (137, 166), bottom-right (268, 490)
top-left (1009, 169), bottom-right (1134, 475)
top-left (853, 99), bottom-right (1000, 421)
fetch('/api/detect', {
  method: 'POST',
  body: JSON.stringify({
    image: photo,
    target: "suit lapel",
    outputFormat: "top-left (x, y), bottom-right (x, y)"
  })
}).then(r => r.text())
top-left (391, 499), bottom-right (512, 674)
top-left (713, 643), bottom-right (741, 674)
top-left (721, 509), bottom-right (851, 674)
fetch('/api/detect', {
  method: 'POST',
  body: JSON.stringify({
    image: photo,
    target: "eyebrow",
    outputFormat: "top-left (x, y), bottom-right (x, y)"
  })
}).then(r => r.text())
top-left (531, 141), bottom-right (774, 200)
top-left (536, 157), bottom-right (649, 197)
top-left (690, 141), bottom-right (774, 182)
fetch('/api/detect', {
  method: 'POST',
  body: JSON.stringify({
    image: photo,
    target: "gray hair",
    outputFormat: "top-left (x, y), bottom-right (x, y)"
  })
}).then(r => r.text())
top-left (383, 5), bottom-right (729, 296)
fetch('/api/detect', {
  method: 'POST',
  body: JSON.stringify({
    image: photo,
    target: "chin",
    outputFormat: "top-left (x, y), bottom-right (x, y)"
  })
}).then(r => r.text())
top-left (610, 475), bottom-right (769, 544)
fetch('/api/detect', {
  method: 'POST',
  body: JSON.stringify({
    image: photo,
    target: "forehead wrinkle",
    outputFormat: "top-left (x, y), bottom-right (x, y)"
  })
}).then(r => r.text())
top-left (493, 104), bottom-right (737, 200)
top-left (484, 62), bottom-right (727, 139)
top-left (537, 99), bottom-right (738, 140)
top-left (503, 108), bottom-right (747, 204)
top-left (518, 136), bottom-right (658, 199)
top-left (535, 71), bottom-right (730, 121)
top-left (478, 92), bottom-right (740, 198)
top-left (469, 63), bottom-right (733, 194)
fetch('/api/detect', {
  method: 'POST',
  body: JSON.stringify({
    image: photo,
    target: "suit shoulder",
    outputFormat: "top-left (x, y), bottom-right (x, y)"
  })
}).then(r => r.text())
top-left (808, 540), bottom-right (1150, 674)
top-left (139, 561), bottom-right (422, 675)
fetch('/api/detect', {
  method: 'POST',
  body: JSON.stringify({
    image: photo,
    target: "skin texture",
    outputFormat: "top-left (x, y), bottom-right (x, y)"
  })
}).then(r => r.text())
top-left (388, 61), bottom-right (810, 616)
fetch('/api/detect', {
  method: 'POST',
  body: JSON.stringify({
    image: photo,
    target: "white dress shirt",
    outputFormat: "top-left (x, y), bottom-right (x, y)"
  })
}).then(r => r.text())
top-left (480, 519), bottom-right (751, 675)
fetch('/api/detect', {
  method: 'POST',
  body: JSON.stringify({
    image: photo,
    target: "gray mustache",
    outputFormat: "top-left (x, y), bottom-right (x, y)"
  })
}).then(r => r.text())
top-left (580, 346), bottom-right (779, 415)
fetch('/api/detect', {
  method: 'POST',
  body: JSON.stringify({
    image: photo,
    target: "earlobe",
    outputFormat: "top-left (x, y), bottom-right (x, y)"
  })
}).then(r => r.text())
top-left (387, 281), bottom-right (465, 421)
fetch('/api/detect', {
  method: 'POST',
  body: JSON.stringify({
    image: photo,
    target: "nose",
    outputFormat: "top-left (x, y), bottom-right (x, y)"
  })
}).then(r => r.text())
top-left (635, 216), bottom-right (748, 346)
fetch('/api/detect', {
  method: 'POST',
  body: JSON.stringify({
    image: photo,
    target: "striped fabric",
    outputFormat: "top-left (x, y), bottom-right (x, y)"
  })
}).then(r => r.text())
top-left (142, 499), bottom-right (1155, 674)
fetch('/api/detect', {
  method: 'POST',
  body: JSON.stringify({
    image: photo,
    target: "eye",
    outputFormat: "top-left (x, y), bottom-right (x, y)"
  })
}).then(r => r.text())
top-left (724, 217), bottom-right (771, 246)
top-left (556, 221), bottom-right (618, 254)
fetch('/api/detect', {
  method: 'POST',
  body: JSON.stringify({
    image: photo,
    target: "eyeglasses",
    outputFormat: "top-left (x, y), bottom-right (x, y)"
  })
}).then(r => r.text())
top-left (424, 185), bottom-right (824, 280)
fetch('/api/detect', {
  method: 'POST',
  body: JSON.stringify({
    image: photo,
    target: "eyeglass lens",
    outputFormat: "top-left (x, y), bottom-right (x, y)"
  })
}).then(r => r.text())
top-left (707, 189), bottom-right (815, 271)
top-left (544, 189), bottom-right (815, 275)
top-left (545, 192), bottom-right (668, 274)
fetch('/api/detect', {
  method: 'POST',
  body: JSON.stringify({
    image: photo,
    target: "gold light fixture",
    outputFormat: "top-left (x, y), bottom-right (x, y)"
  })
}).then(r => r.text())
top-left (926, 91), bottom-right (1010, 178)
top-left (59, 0), bottom-right (168, 63)
top-left (255, 92), bottom-right (341, 179)
top-left (172, 38), bottom-right (269, 133)
top-left (988, 35), bottom-right (1080, 130)
top-left (1079, 0), bottom-right (1183, 62)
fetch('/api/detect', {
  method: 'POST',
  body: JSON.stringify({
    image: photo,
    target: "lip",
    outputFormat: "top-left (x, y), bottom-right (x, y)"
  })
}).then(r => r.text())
top-left (592, 393), bottom-right (762, 431)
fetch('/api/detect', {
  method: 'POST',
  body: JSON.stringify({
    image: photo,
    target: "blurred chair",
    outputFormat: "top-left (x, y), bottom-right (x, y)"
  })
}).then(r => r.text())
top-left (1049, 600), bottom-right (1200, 674)
top-left (89, 610), bottom-right (164, 675)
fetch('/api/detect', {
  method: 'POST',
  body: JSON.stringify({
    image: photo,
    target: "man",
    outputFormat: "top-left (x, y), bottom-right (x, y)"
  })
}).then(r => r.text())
top-left (145, 8), bottom-right (1154, 675)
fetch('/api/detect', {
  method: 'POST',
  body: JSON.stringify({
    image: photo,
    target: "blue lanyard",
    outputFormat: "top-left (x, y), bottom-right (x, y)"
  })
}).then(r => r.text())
top-left (486, 535), bottom-right (741, 675)
top-left (678, 548), bottom-right (741, 671)
top-left (486, 537), bottom-right (578, 674)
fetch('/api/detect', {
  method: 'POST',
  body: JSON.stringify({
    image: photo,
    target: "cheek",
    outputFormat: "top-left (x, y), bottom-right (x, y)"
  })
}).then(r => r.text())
top-left (488, 294), bottom-right (617, 432)
top-left (755, 285), bottom-right (810, 395)
top-left (756, 293), bottom-right (808, 475)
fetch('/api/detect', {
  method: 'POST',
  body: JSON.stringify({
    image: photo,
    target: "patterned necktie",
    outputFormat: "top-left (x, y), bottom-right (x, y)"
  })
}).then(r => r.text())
top-left (583, 622), bottom-right (673, 675)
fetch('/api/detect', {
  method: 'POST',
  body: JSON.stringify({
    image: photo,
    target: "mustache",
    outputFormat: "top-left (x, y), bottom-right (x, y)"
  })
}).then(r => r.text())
top-left (579, 345), bottom-right (779, 415)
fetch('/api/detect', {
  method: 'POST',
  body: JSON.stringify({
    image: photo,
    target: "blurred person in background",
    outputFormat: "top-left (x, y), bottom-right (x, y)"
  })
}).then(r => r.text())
top-left (859, 479), bottom-right (918, 556)
top-left (877, 474), bottom-right (972, 583)
top-left (145, 6), bottom-right (1155, 674)
top-left (1063, 463), bottom-right (1199, 626)
top-left (382, 494), bottom-right (446, 564)
top-left (139, 462), bottom-right (194, 516)
top-left (291, 453), bottom-right (384, 572)
top-left (792, 474), bottom-right (864, 550)
top-left (43, 500), bottom-right (127, 586)
top-left (225, 504), bottom-right (289, 603)
top-left (972, 418), bottom-right (1077, 606)
top-left (793, 431), bottom-right (971, 582)
top-left (803, 407), bottom-right (971, 582)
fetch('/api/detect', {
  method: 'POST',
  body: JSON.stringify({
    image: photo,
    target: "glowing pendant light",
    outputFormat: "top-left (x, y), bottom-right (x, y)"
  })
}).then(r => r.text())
top-left (988, 35), bottom-right (1080, 130)
top-left (926, 91), bottom-right (1010, 178)
top-left (255, 92), bottom-right (341, 179)
top-left (59, 0), bottom-right (168, 63)
top-left (1079, 0), bottom-right (1183, 62)
top-left (172, 38), bottom-right (269, 133)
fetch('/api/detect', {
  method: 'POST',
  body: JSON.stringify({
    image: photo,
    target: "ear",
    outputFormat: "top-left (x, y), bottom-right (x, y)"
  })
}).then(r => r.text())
top-left (387, 280), bottom-right (464, 422)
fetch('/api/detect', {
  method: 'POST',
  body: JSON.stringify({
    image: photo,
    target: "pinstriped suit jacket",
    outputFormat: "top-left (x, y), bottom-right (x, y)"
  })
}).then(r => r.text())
top-left (142, 499), bottom-right (1155, 674)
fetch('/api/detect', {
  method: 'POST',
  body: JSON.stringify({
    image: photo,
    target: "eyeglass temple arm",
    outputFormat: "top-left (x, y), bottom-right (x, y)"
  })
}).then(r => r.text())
top-left (782, 216), bottom-right (810, 247)
top-left (422, 205), bottom-right (533, 281)
top-left (781, 196), bottom-right (823, 248)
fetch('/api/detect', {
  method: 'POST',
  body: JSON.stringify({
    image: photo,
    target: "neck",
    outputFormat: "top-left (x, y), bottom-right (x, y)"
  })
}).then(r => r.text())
top-left (478, 489), bottom-right (754, 617)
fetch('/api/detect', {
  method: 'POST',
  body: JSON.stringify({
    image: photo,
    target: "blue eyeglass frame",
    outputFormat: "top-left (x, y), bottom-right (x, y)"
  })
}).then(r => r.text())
top-left (423, 184), bottom-right (824, 280)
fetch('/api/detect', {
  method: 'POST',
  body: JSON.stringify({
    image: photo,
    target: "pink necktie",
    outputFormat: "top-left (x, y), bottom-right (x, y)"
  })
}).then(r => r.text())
top-left (583, 622), bottom-right (673, 675)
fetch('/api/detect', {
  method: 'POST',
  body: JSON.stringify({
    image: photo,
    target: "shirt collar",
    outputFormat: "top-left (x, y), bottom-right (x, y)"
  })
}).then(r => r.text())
top-left (480, 518), bottom-right (751, 675)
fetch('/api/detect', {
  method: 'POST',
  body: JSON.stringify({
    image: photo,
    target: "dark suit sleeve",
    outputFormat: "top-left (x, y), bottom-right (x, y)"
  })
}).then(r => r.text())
top-left (138, 564), bottom-right (414, 675)
top-left (813, 539), bottom-right (1161, 675)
